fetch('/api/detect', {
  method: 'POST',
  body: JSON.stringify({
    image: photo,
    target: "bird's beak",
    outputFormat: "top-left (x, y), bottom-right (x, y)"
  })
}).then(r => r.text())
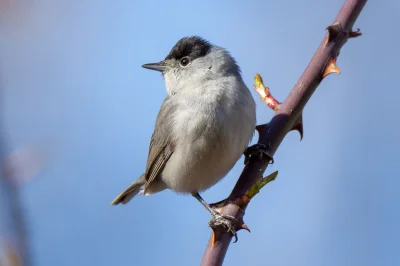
top-left (142, 61), bottom-right (167, 72)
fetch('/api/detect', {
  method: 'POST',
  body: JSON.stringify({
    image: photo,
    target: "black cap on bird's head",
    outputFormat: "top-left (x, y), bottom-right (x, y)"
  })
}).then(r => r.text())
top-left (142, 36), bottom-right (212, 72)
top-left (164, 36), bottom-right (211, 61)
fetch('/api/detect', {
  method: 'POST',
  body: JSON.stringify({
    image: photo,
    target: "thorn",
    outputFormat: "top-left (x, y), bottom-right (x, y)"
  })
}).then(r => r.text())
top-left (290, 113), bottom-right (304, 140)
top-left (349, 28), bottom-right (362, 38)
top-left (325, 22), bottom-right (342, 45)
top-left (241, 223), bottom-right (250, 232)
top-left (211, 230), bottom-right (216, 247)
top-left (322, 57), bottom-right (341, 78)
top-left (240, 223), bottom-right (251, 233)
top-left (253, 73), bottom-right (280, 111)
top-left (255, 123), bottom-right (269, 143)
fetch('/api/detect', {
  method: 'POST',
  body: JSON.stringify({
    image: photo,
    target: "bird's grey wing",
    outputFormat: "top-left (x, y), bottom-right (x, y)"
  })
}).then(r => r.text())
top-left (142, 96), bottom-right (176, 193)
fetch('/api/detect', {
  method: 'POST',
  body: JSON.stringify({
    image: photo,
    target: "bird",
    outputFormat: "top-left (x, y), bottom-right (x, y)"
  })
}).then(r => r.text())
top-left (111, 36), bottom-right (256, 236)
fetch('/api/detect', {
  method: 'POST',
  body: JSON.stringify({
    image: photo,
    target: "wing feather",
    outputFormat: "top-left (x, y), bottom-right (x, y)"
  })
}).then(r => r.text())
top-left (142, 97), bottom-right (176, 193)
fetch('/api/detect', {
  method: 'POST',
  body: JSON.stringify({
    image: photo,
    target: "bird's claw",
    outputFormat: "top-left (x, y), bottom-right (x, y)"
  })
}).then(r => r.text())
top-left (208, 212), bottom-right (238, 243)
top-left (244, 143), bottom-right (274, 165)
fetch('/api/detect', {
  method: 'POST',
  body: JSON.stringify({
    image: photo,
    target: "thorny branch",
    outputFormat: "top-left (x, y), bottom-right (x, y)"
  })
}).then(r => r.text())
top-left (200, 0), bottom-right (367, 265)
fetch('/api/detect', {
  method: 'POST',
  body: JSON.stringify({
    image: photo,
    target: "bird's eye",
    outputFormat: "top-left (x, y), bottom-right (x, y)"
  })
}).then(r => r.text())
top-left (179, 57), bottom-right (190, 67)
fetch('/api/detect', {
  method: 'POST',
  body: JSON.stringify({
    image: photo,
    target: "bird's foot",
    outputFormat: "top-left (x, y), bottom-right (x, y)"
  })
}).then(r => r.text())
top-left (244, 143), bottom-right (274, 165)
top-left (208, 210), bottom-right (238, 243)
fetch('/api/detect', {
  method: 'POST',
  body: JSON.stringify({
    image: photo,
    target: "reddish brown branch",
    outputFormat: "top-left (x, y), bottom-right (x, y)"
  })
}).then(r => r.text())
top-left (201, 0), bottom-right (367, 265)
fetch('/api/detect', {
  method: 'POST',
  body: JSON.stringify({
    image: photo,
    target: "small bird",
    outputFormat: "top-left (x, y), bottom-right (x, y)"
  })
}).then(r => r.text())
top-left (111, 36), bottom-right (256, 235)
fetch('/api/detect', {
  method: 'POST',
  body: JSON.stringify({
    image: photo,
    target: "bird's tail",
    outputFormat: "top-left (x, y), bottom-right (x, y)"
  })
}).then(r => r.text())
top-left (111, 175), bottom-right (145, 205)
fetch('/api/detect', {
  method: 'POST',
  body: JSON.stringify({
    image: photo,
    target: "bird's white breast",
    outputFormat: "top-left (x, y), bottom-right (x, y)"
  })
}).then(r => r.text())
top-left (160, 79), bottom-right (256, 194)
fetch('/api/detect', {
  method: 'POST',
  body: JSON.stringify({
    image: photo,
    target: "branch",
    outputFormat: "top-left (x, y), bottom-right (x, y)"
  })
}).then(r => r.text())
top-left (201, 0), bottom-right (367, 265)
top-left (0, 65), bottom-right (30, 266)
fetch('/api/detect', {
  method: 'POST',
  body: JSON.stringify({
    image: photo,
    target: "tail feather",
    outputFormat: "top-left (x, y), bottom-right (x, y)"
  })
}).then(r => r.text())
top-left (111, 175), bottom-right (145, 205)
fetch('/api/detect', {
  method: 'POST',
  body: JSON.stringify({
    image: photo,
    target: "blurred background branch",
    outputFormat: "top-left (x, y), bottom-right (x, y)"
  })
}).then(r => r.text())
top-left (0, 69), bottom-right (29, 266)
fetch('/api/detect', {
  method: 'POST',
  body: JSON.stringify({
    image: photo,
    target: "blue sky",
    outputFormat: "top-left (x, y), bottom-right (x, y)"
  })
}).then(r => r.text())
top-left (1, 1), bottom-right (399, 265)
